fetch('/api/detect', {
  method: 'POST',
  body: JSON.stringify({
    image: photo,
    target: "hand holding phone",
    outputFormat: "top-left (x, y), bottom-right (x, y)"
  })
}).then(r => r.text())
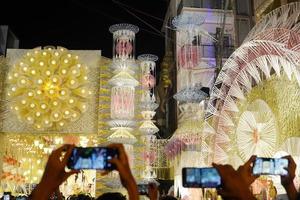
top-left (182, 167), bottom-right (221, 188)
top-left (252, 157), bottom-right (288, 176)
top-left (67, 147), bottom-right (119, 170)
top-left (137, 184), bottom-right (148, 195)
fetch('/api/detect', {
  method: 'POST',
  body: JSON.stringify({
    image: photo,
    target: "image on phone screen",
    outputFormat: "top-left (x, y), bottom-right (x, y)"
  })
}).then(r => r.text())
top-left (3, 195), bottom-right (10, 200)
top-left (200, 168), bottom-right (221, 188)
top-left (253, 157), bottom-right (288, 175)
top-left (137, 184), bottom-right (148, 195)
top-left (67, 147), bottom-right (118, 170)
top-left (274, 158), bottom-right (288, 176)
top-left (182, 167), bottom-right (221, 188)
top-left (185, 168), bottom-right (201, 187)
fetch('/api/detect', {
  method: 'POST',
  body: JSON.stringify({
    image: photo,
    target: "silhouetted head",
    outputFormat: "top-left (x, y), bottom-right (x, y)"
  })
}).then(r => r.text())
top-left (160, 195), bottom-right (177, 200)
top-left (96, 192), bottom-right (126, 200)
top-left (68, 194), bottom-right (93, 200)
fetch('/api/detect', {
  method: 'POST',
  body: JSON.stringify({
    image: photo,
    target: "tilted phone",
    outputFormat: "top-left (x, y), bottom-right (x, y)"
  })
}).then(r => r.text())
top-left (67, 147), bottom-right (118, 170)
top-left (137, 184), bottom-right (148, 195)
top-left (252, 157), bottom-right (288, 176)
top-left (182, 167), bottom-right (221, 188)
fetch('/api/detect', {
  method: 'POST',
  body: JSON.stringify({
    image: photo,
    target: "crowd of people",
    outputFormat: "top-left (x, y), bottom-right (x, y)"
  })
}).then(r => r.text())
top-left (1, 143), bottom-right (299, 200)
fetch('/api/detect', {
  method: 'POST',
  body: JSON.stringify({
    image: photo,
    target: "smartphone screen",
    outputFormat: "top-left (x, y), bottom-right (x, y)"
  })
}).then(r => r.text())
top-left (182, 167), bottom-right (221, 188)
top-left (3, 195), bottom-right (10, 200)
top-left (253, 157), bottom-right (288, 175)
top-left (67, 147), bottom-right (118, 170)
top-left (137, 184), bottom-right (148, 195)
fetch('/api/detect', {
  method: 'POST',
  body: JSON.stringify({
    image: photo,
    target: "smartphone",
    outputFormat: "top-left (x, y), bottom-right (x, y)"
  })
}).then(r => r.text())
top-left (3, 192), bottom-right (11, 200)
top-left (67, 147), bottom-right (118, 170)
top-left (182, 167), bottom-right (221, 188)
top-left (16, 197), bottom-right (27, 200)
top-left (252, 157), bottom-right (288, 176)
top-left (137, 184), bottom-right (148, 195)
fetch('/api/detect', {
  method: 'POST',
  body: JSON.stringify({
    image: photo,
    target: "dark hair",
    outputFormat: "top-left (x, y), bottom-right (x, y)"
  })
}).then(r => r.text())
top-left (96, 192), bottom-right (126, 200)
top-left (67, 194), bottom-right (94, 200)
top-left (160, 195), bottom-right (177, 200)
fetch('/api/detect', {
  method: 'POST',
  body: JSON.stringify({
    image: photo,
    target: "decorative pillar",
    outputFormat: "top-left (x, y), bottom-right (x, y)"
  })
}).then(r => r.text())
top-left (107, 24), bottom-right (139, 188)
top-left (138, 54), bottom-right (159, 184)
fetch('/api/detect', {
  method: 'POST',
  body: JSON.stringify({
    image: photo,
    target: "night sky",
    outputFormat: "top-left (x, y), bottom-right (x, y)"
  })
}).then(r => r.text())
top-left (3, 0), bottom-right (168, 62)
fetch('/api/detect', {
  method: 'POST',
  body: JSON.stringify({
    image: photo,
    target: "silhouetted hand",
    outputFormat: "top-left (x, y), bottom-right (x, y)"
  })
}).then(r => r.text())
top-left (281, 155), bottom-right (298, 200)
top-left (213, 163), bottom-right (256, 200)
top-left (148, 183), bottom-right (159, 200)
top-left (237, 155), bottom-right (258, 188)
top-left (104, 143), bottom-right (138, 200)
top-left (281, 155), bottom-right (296, 186)
top-left (30, 144), bottom-right (79, 200)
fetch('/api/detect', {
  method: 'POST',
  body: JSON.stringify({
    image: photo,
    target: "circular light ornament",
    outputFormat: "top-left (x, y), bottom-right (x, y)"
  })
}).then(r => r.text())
top-left (6, 47), bottom-right (92, 130)
top-left (236, 99), bottom-right (277, 161)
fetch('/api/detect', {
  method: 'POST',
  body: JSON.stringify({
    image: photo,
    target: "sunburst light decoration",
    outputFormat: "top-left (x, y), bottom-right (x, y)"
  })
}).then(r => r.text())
top-left (6, 47), bottom-right (92, 131)
top-left (236, 100), bottom-right (277, 160)
top-left (206, 2), bottom-right (300, 164)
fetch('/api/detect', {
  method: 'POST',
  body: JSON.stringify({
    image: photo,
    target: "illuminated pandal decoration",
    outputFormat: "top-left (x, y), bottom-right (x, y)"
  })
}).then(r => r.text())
top-left (173, 13), bottom-right (215, 69)
top-left (236, 99), bottom-right (277, 160)
top-left (166, 12), bottom-right (214, 198)
top-left (0, 134), bottom-right (99, 195)
top-left (205, 2), bottom-right (300, 171)
top-left (6, 47), bottom-right (92, 131)
top-left (106, 24), bottom-right (139, 188)
top-left (137, 54), bottom-right (159, 184)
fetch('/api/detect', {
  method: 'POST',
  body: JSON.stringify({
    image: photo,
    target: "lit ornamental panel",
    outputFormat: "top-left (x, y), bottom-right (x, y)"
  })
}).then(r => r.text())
top-left (6, 47), bottom-right (92, 131)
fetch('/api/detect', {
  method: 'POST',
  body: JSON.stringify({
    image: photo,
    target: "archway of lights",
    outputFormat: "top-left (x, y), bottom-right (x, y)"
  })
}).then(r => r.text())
top-left (206, 2), bottom-right (300, 193)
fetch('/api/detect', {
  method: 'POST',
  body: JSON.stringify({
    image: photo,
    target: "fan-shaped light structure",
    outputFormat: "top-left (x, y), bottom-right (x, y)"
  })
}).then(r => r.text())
top-left (139, 120), bottom-right (159, 135)
top-left (173, 83), bottom-right (208, 103)
top-left (172, 12), bottom-right (215, 41)
top-left (110, 60), bottom-right (137, 72)
top-left (140, 101), bottom-right (159, 111)
top-left (107, 120), bottom-right (136, 128)
top-left (108, 71), bottom-right (139, 87)
top-left (206, 2), bottom-right (300, 164)
top-left (236, 100), bottom-right (277, 160)
top-left (108, 128), bottom-right (137, 144)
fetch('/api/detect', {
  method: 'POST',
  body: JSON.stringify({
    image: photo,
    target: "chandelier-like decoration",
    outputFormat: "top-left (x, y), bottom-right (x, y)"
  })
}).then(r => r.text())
top-left (172, 13), bottom-right (215, 70)
top-left (107, 24), bottom-right (139, 188)
top-left (6, 47), bottom-right (92, 131)
top-left (172, 12), bottom-right (211, 103)
top-left (110, 23), bottom-right (138, 61)
top-left (108, 23), bottom-right (139, 144)
top-left (173, 83), bottom-right (208, 103)
top-left (138, 54), bottom-right (159, 184)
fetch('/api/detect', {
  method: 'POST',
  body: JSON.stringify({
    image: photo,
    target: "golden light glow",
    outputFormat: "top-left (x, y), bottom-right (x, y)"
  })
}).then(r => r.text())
top-left (7, 47), bottom-right (92, 130)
